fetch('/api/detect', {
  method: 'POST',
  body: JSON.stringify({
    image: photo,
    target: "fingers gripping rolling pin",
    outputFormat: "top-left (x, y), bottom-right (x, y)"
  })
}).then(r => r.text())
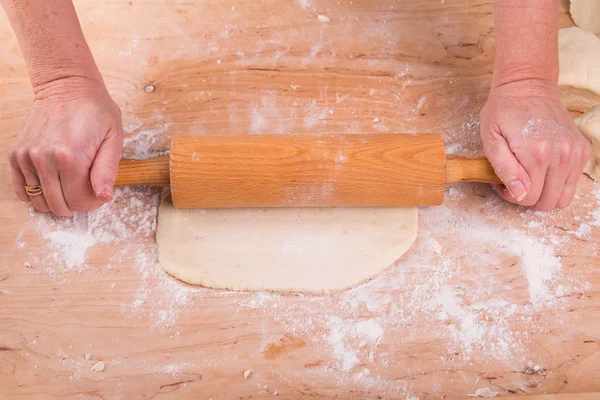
top-left (114, 134), bottom-right (501, 208)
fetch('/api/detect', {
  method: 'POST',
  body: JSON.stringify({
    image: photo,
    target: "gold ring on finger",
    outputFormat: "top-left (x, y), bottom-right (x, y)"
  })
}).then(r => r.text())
top-left (25, 185), bottom-right (43, 197)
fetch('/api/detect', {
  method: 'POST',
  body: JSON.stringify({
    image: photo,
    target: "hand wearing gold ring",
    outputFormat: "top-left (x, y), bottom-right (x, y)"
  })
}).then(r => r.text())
top-left (8, 77), bottom-right (124, 216)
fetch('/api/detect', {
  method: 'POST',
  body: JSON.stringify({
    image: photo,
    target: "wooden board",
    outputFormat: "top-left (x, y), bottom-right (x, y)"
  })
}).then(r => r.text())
top-left (1, 0), bottom-right (599, 398)
top-left (496, 395), bottom-right (600, 400)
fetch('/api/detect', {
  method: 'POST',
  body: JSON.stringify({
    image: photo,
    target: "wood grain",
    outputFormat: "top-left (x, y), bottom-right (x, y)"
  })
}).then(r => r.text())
top-left (169, 134), bottom-right (445, 208)
top-left (496, 395), bottom-right (600, 400)
top-left (114, 155), bottom-right (170, 187)
top-left (116, 135), bottom-right (499, 208)
top-left (446, 155), bottom-right (501, 184)
top-left (1, 0), bottom-right (599, 399)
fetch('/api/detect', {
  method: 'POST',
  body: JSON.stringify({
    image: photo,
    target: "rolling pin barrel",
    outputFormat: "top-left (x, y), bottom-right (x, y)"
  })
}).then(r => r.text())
top-left (115, 134), bottom-right (500, 209)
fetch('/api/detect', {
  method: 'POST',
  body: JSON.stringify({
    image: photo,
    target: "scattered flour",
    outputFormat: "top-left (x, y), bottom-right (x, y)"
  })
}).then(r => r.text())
top-left (13, 122), bottom-right (194, 331)
top-left (325, 317), bottom-right (359, 371)
top-left (251, 108), bottom-right (268, 133)
top-left (15, 179), bottom-right (597, 395)
top-left (122, 121), bottom-right (172, 159)
top-left (29, 186), bottom-right (160, 274)
top-left (467, 387), bottom-right (498, 398)
top-left (43, 230), bottom-right (96, 269)
top-left (443, 110), bottom-right (482, 157)
top-left (295, 0), bottom-right (310, 10)
top-left (354, 319), bottom-right (384, 345)
top-left (156, 362), bottom-right (188, 375)
top-left (10, 68), bottom-right (599, 399)
top-left (303, 99), bottom-right (330, 128)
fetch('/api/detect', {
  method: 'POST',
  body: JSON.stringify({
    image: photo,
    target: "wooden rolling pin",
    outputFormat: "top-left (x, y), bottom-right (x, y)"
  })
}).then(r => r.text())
top-left (114, 134), bottom-right (501, 208)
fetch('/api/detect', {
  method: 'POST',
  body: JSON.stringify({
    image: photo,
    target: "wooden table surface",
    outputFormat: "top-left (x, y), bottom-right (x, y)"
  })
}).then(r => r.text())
top-left (1, 0), bottom-right (599, 398)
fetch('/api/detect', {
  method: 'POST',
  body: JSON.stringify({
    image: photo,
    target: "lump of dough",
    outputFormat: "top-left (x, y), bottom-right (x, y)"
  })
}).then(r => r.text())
top-left (575, 104), bottom-right (600, 181)
top-left (558, 27), bottom-right (600, 112)
top-left (570, 0), bottom-right (600, 35)
top-left (156, 191), bottom-right (418, 293)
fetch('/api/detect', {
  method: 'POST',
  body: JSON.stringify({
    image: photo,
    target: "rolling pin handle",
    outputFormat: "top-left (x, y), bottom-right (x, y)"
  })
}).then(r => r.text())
top-left (445, 155), bottom-right (502, 185)
top-left (114, 156), bottom-right (170, 187)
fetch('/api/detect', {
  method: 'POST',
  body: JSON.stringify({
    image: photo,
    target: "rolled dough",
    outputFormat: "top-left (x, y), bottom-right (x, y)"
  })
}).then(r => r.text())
top-left (570, 0), bottom-right (600, 36)
top-left (156, 191), bottom-right (418, 293)
top-left (575, 105), bottom-right (600, 181)
top-left (558, 27), bottom-right (600, 112)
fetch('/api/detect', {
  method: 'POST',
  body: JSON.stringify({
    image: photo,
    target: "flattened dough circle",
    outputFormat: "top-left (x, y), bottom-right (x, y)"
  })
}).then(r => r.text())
top-left (156, 192), bottom-right (418, 293)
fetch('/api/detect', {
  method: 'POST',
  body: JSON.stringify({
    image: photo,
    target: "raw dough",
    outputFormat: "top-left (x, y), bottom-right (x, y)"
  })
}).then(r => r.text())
top-left (156, 191), bottom-right (418, 293)
top-left (575, 104), bottom-right (600, 181)
top-left (558, 27), bottom-right (600, 112)
top-left (570, 0), bottom-right (600, 35)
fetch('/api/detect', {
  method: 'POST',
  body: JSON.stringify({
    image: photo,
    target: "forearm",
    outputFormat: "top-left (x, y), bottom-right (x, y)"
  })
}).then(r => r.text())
top-left (492, 0), bottom-right (559, 89)
top-left (1, 0), bottom-right (102, 95)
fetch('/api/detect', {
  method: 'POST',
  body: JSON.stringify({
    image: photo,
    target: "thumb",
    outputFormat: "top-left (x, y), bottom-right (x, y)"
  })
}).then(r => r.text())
top-left (484, 135), bottom-right (531, 203)
top-left (90, 128), bottom-right (123, 202)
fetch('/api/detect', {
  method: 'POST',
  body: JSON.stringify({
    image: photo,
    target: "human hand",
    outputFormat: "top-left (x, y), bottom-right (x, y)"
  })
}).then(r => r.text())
top-left (8, 77), bottom-right (123, 216)
top-left (480, 81), bottom-right (592, 211)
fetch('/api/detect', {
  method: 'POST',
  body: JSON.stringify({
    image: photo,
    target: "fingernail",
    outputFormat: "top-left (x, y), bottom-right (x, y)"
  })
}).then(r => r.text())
top-left (508, 180), bottom-right (527, 202)
top-left (104, 184), bottom-right (114, 201)
top-left (96, 184), bottom-right (114, 202)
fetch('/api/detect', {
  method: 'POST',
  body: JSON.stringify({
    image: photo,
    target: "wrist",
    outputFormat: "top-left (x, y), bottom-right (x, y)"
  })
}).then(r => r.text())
top-left (32, 74), bottom-right (109, 103)
top-left (488, 78), bottom-right (560, 101)
top-left (30, 62), bottom-right (104, 94)
top-left (491, 63), bottom-right (559, 90)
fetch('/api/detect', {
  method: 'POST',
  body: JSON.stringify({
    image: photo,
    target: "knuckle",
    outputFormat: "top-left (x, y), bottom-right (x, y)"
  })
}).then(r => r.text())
top-left (53, 145), bottom-right (74, 167)
top-left (28, 146), bottom-right (46, 167)
top-left (570, 142), bottom-right (584, 163)
top-left (556, 140), bottom-right (573, 165)
top-left (532, 140), bottom-right (553, 164)
top-left (14, 148), bottom-right (29, 165)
